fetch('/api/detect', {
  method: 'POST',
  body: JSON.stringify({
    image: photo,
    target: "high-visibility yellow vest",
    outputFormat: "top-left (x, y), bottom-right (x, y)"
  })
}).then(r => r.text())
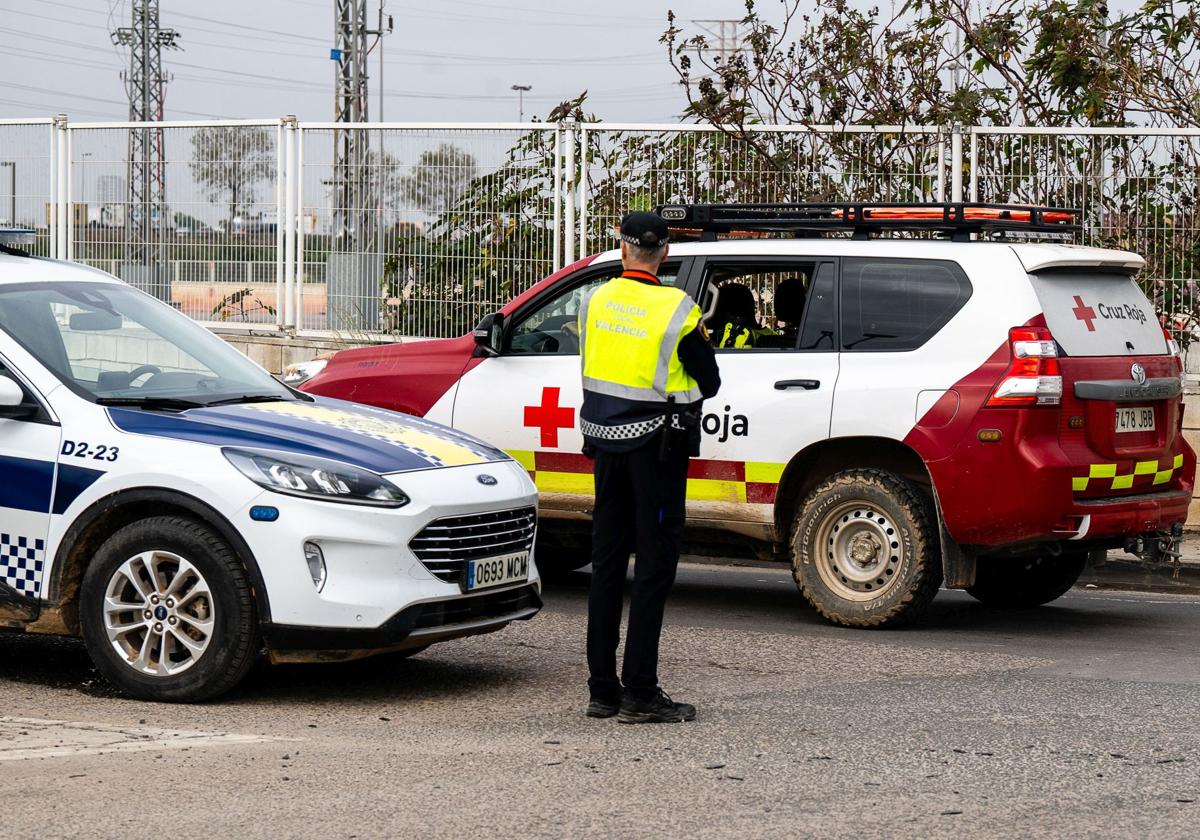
top-left (578, 276), bottom-right (703, 405)
top-left (715, 322), bottom-right (780, 349)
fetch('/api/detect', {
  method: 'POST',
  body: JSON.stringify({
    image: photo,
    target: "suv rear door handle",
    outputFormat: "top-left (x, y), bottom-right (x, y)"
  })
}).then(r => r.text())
top-left (774, 379), bottom-right (820, 391)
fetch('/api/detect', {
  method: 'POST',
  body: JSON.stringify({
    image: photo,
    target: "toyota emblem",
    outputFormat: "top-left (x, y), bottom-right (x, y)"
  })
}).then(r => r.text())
top-left (1131, 363), bottom-right (1147, 385)
top-left (476, 474), bottom-right (498, 486)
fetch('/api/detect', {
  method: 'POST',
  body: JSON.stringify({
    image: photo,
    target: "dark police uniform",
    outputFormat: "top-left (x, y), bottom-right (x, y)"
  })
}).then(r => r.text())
top-left (577, 212), bottom-right (721, 723)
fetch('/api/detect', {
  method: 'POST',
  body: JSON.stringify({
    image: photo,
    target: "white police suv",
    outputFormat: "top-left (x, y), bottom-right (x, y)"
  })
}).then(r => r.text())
top-left (0, 240), bottom-right (540, 701)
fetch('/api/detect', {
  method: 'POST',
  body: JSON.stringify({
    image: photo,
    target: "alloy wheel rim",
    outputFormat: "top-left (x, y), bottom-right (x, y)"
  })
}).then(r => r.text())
top-left (102, 550), bottom-right (216, 677)
top-left (814, 501), bottom-right (904, 602)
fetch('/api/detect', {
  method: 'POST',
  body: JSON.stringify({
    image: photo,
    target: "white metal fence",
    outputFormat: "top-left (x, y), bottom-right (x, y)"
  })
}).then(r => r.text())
top-left (4, 117), bottom-right (1200, 349)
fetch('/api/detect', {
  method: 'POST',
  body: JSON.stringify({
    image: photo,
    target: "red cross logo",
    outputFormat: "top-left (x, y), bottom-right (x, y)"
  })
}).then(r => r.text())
top-left (1072, 295), bottom-right (1098, 332)
top-left (523, 386), bottom-right (575, 448)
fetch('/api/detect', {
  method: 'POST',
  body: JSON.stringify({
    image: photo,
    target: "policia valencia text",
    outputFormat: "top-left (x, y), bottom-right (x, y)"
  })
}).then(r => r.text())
top-left (577, 211), bottom-right (721, 724)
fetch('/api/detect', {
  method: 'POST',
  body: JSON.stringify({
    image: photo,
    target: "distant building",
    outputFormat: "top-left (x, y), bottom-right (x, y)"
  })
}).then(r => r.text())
top-left (96, 175), bottom-right (127, 204)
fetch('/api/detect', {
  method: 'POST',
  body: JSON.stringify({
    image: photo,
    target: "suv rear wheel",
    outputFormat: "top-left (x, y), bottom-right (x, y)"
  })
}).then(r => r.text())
top-left (79, 515), bottom-right (259, 702)
top-left (966, 552), bottom-right (1089, 608)
top-left (791, 469), bottom-right (942, 628)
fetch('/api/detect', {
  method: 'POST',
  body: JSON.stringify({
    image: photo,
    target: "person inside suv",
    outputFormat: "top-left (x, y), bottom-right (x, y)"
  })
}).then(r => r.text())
top-left (772, 277), bottom-right (808, 346)
top-left (708, 282), bottom-right (764, 349)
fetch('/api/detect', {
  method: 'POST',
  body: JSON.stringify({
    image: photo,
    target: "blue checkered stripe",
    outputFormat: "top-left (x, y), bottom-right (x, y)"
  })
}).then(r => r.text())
top-left (0, 533), bottom-right (46, 597)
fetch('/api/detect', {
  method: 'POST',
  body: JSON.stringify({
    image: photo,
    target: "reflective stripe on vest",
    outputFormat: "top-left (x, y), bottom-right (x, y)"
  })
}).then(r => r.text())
top-left (718, 322), bottom-right (752, 349)
top-left (579, 414), bottom-right (687, 441)
top-left (578, 277), bottom-right (703, 404)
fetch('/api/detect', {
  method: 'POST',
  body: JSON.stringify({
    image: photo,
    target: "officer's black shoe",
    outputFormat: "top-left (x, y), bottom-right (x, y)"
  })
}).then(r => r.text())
top-left (617, 689), bottom-right (696, 724)
top-left (586, 697), bottom-right (620, 719)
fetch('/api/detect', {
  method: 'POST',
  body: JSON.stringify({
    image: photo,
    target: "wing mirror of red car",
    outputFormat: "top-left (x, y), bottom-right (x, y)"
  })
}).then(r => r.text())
top-left (473, 312), bottom-right (505, 357)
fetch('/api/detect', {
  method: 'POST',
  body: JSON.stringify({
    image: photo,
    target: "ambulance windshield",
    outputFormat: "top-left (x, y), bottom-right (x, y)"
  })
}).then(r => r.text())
top-left (0, 281), bottom-right (296, 406)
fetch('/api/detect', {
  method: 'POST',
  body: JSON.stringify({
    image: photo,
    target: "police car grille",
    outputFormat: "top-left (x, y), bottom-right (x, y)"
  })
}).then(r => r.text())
top-left (409, 507), bottom-right (537, 584)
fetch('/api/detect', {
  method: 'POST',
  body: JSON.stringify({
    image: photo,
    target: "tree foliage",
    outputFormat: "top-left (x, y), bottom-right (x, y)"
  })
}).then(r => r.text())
top-left (662, 0), bottom-right (1200, 129)
top-left (188, 126), bottom-right (276, 227)
top-left (399, 144), bottom-right (479, 212)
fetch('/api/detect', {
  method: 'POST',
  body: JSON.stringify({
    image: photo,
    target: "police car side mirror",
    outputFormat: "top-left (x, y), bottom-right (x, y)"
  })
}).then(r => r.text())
top-left (473, 312), bottom-right (504, 357)
top-left (0, 376), bottom-right (37, 421)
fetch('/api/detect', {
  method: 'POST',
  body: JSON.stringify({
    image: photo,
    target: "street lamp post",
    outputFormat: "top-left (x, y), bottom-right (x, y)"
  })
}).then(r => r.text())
top-left (510, 84), bottom-right (532, 122)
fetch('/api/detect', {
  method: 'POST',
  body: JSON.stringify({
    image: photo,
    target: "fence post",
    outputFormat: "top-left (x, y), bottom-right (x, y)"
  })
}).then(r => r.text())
top-left (563, 119), bottom-right (576, 266)
top-left (48, 121), bottom-right (57, 259)
top-left (283, 115), bottom-right (298, 332)
top-left (936, 126), bottom-right (946, 202)
top-left (968, 128), bottom-right (978, 202)
top-left (53, 114), bottom-right (69, 260)
top-left (274, 120), bottom-right (285, 330)
top-left (552, 125), bottom-right (562, 273)
top-left (950, 125), bottom-right (964, 203)
top-left (578, 123), bottom-right (589, 259)
top-left (64, 122), bottom-right (74, 261)
top-left (294, 124), bottom-right (305, 330)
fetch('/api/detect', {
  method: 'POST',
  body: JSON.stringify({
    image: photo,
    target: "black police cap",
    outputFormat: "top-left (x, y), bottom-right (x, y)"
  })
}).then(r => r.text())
top-left (620, 211), bottom-right (670, 248)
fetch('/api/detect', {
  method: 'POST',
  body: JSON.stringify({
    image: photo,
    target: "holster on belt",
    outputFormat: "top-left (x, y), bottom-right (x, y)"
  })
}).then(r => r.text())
top-left (658, 396), bottom-right (677, 462)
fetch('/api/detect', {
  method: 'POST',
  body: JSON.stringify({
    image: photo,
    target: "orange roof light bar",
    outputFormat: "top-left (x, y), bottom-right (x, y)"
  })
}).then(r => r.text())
top-left (655, 202), bottom-right (1081, 242)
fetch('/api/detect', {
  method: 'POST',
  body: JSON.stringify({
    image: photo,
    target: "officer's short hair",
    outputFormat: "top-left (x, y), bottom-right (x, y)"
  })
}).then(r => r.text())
top-left (625, 240), bottom-right (668, 263)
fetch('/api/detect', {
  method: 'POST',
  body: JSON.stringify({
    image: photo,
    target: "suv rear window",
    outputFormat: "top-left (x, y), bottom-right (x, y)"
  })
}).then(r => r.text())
top-left (1029, 270), bottom-right (1167, 357)
top-left (840, 258), bottom-right (972, 351)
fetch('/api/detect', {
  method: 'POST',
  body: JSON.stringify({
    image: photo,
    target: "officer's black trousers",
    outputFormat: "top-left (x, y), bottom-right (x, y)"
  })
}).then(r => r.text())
top-left (587, 438), bottom-right (690, 701)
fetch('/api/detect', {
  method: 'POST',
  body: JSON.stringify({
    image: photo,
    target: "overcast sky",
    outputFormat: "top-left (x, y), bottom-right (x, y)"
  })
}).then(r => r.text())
top-left (0, 0), bottom-right (756, 124)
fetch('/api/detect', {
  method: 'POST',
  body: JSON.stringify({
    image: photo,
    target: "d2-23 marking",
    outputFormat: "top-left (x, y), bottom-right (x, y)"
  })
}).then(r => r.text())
top-left (61, 441), bottom-right (120, 462)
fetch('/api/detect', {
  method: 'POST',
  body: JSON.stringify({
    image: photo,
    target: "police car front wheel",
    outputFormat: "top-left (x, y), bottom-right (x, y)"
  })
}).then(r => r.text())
top-left (79, 516), bottom-right (260, 702)
top-left (791, 469), bottom-right (942, 629)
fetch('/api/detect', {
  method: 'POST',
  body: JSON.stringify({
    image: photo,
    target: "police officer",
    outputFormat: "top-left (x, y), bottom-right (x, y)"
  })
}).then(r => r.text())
top-left (577, 211), bottom-right (721, 724)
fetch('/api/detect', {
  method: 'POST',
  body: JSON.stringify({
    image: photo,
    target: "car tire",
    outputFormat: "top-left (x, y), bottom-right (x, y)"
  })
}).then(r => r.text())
top-left (791, 469), bottom-right (942, 628)
top-left (79, 515), bottom-right (260, 702)
top-left (966, 552), bottom-right (1089, 608)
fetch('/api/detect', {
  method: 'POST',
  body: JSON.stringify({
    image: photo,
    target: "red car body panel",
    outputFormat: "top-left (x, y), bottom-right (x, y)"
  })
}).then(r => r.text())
top-left (300, 256), bottom-right (599, 415)
top-left (904, 317), bottom-right (1194, 547)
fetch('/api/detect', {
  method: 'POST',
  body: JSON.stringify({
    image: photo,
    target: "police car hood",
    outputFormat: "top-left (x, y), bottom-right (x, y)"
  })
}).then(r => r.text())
top-left (106, 397), bottom-right (511, 474)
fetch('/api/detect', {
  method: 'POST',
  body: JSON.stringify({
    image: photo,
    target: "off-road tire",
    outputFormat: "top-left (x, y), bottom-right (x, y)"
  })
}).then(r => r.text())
top-left (966, 552), bottom-right (1088, 608)
top-left (79, 516), bottom-right (259, 702)
top-left (791, 469), bottom-right (942, 628)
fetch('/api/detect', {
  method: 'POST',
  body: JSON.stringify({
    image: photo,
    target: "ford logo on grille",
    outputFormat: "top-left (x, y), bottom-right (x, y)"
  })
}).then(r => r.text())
top-left (1131, 363), bottom-right (1147, 385)
top-left (476, 474), bottom-right (498, 486)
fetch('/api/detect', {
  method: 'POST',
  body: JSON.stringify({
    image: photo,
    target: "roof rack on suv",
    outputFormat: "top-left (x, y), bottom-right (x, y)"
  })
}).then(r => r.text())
top-left (655, 202), bottom-right (1081, 243)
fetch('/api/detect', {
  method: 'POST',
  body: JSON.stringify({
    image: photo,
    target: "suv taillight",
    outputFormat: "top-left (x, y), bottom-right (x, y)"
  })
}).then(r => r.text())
top-left (986, 326), bottom-right (1062, 407)
top-left (1163, 327), bottom-right (1182, 357)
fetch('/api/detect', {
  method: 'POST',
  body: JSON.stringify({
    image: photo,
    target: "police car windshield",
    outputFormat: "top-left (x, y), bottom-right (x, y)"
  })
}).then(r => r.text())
top-left (0, 281), bottom-right (295, 406)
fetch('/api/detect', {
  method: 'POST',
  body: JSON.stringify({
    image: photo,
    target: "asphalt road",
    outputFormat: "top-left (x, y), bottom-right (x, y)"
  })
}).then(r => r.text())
top-left (0, 564), bottom-right (1197, 839)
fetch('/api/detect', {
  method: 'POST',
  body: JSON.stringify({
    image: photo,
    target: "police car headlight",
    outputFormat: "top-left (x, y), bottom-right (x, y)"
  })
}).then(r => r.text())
top-left (282, 358), bottom-right (329, 386)
top-left (223, 448), bottom-right (409, 508)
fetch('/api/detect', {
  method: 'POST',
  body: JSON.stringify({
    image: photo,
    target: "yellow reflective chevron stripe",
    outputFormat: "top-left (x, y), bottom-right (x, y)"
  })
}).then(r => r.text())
top-left (746, 462), bottom-right (786, 484)
top-left (1073, 454), bottom-right (1186, 492)
top-left (508, 450), bottom-right (785, 504)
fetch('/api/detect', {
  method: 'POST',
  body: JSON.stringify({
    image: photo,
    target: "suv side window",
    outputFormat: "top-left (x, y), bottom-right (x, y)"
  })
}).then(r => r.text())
top-left (699, 259), bottom-right (835, 352)
top-left (839, 258), bottom-right (972, 352)
top-left (508, 264), bottom-right (681, 355)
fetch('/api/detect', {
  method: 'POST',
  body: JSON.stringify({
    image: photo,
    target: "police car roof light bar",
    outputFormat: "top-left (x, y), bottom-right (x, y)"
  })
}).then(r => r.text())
top-left (656, 203), bottom-right (1081, 242)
